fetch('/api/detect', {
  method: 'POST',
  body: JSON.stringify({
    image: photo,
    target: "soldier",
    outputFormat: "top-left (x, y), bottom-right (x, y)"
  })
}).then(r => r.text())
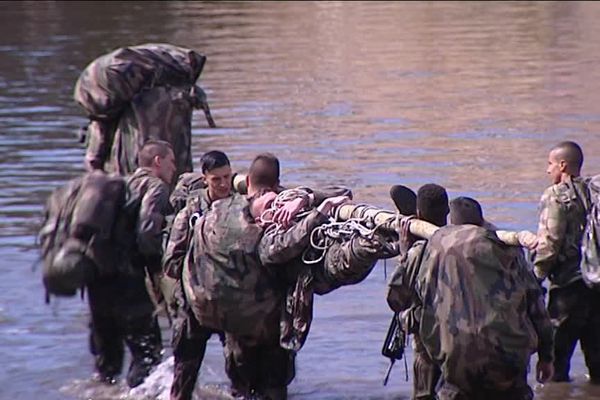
top-left (87, 140), bottom-right (175, 387)
top-left (163, 150), bottom-right (232, 400)
top-left (386, 184), bottom-right (448, 400)
top-left (416, 197), bottom-right (554, 400)
top-left (164, 151), bottom-right (283, 400)
top-left (533, 141), bottom-right (600, 383)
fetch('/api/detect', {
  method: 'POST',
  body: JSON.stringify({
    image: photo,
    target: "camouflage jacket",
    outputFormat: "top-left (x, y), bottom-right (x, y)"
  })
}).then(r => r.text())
top-left (183, 193), bottom-right (283, 343)
top-left (417, 225), bottom-right (553, 389)
top-left (125, 167), bottom-right (173, 274)
top-left (386, 240), bottom-right (426, 334)
top-left (163, 187), bottom-right (214, 279)
top-left (533, 176), bottom-right (588, 288)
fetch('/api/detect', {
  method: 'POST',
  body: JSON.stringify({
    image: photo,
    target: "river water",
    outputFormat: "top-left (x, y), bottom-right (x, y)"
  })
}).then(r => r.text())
top-left (1, 1), bottom-right (600, 399)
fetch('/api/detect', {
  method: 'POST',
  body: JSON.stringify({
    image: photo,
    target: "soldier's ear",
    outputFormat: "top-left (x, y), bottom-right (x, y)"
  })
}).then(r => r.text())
top-left (153, 155), bottom-right (162, 168)
top-left (559, 159), bottom-right (568, 173)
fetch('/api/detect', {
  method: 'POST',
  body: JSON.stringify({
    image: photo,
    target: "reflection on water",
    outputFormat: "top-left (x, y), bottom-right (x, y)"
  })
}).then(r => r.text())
top-left (1, 1), bottom-right (600, 399)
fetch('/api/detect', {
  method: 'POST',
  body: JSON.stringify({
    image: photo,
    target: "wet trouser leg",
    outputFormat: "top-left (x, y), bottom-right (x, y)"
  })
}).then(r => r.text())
top-left (88, 283), bottom-right (124, 381)
top-left (170, 311), bottom-right (217, 400)
top-left (579, 288), bottom-right (600, 382)
top-left (437, 374), bottom-right (532, 400)
top-left (225, 335), bottom-right (295, 400)
top-left (548, 280), bottom-right (588, 381)
top-left (412, 336), bottom-right (441, 400)
top-left (123, 313), bottom-right (163, 388)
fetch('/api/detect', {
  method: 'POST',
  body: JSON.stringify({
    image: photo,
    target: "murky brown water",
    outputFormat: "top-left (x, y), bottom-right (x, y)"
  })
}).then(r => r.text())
top-left (1, 1), bottom-right (600, 399)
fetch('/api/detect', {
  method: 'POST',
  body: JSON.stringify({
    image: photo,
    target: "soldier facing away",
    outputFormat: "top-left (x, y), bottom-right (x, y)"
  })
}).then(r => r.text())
top-left (87, 140), bottom-right (175, 387)
top-left (533, 141), bottom-right (600, 383)
top-left (416, 197), bottom-right (554, 400)
top-left (386, 184), bottom-right (449, 400)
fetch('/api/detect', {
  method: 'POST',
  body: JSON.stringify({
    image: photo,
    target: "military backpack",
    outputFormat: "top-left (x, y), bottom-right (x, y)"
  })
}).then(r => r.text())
top-left (578, 174), bottom-right (600, 290)
top-left (38, 171), bottom-right (128, 297)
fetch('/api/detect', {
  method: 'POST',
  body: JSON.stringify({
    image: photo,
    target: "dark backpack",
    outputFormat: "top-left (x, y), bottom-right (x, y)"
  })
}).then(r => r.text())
top-left (577, 175), bottom-right (600, 289)
top-left (38, 171), bottom-right (127, 297)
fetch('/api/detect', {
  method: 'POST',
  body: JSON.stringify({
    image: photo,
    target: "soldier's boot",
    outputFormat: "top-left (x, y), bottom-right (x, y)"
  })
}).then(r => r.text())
top-left (258, 386), bottom-right (287, 400)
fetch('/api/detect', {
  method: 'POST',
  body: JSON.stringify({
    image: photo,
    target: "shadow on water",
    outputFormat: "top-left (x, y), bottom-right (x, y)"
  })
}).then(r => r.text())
top-left (2, 1), bottom-right (600, 399)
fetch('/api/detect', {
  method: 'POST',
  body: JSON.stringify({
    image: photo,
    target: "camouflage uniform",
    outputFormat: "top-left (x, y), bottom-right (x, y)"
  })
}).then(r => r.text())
top-left (163, 187), bottom-right (225, 400)
top-left (417, 225), bottom-right (553, 400)
top-left (387, 240), bottom-right (441, 400)
top-left (74, 43), bottom-right (215, 181)
top-left (533, 176), bottom-right (600, 382)
top-left (181, 193), bottom-right (292, 399)
top-left (87, 167), bottom-right (171, 387)
top-left (258, 195), bottom-right (397, 353)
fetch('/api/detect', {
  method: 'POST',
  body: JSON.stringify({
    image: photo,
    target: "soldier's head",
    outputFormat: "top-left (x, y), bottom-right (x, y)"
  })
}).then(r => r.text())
top-left (247, 153), bottom-right (280, 196)
top-left (449, 196), bottom-right (484, 226)
top-left (547, 141), bottom-right (584, 184)
top-left (248, 188), bottom-right (278, 227)
top-left (138, 140), bottom-right (176, 184)
top-left (200, 150), bottom-right (232, 201)
top-left (416, 184), bottom-right (449, 227)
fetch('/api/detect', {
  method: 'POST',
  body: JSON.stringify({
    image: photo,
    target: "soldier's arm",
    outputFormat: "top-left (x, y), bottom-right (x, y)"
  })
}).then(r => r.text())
top-left (84, 120), bottom-right (115, 171)
top-left (163, 204), bottom-right (193, 279)
top-left (522, 261), bottom-right (554, 363)
top-left (533, 188), bottom-right (568, 280)
top-left (137, 181), bottom-right (172, 273)
top-left (386, 243), bottom-right (424, 313)
top-left (259, 209), bottom-right (329, 266)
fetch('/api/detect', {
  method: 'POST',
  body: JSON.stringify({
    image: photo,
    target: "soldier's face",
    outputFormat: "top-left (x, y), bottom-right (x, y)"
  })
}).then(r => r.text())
top-left (158, 149), bottom-right (176, 185)
top-left (205, 165), bottom-right (232, 201)
top-left (547, 150), bottom-right (564, 184)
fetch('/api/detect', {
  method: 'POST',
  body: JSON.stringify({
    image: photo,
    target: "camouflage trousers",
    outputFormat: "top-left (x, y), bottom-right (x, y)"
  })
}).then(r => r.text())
top-left (548, 279), bottom-right (600, 382)
top-left (170, 306), bottom-right (224, 400)
top-left (224, 334), bottom-right (296, 400)
top-left (412, 336), bottom-right (441, 400)
top-left (436, 379), bottom-right (533, 400)
top-left (87, 276), bottom-right (162, 388)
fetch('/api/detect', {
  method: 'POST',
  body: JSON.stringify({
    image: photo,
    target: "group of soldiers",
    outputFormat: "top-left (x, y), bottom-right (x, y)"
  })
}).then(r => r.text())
top-left (52, 44), bottom-right (599, 400)
top-left (70, 134), bottom-right (599, 400)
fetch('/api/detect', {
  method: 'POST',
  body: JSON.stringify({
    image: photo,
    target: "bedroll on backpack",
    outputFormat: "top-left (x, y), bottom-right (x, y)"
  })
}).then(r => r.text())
top-left (581, 175), bottom-right (600, 290)
top-left (38, 171), bottom-right (126, 297)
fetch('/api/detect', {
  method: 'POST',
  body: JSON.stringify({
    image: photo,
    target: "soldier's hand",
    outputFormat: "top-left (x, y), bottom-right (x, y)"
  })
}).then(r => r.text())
top-left (536, 360), bottom-right (554, 383)
top-left (517, 230), bottom-right (538, 250)
top-left (397, 216), bottom-right (416, 255)
top-left (273, 197), bottom-right (307, 228)
top-left (317, 196), bottom-right (351, 216)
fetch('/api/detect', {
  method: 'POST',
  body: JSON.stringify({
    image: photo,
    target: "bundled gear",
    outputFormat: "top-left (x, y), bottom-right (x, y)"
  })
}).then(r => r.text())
top-left (74, 43), bottom-right (216, 178)
top-left (38, 171), bottom-right (128, 298)
top-left (577, 174), bottom-right (600, 290)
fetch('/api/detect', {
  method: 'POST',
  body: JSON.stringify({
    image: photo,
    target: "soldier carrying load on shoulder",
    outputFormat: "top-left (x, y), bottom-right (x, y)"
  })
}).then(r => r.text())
top-left (386, 184), bottom-right (448, 400)
top-left (414, 197), bottom-right (554, 400)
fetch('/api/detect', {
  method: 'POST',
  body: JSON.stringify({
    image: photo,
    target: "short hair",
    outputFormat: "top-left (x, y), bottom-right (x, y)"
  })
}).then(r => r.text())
top-left (449, 196), bottom-right (483, 226)
top-left (248, 153), bottom-right (280, 189)
top-left (138, 140), bottom-right (173, 167)
top-left (552, 141), bottom-right (584, 171)
top-left (416, 184), bottom-right (449, 226)
top-left (200, 150), bottom-right (230, 174)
